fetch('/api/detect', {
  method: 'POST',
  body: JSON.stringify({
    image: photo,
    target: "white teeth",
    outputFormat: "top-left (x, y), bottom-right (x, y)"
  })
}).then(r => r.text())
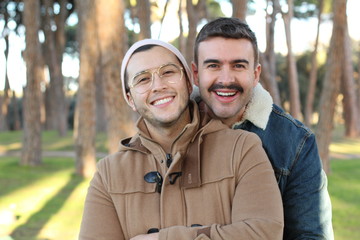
top-left (216, 91), bottom-right (236, 97)
top-left (153, 97), bottom-right (172, 106)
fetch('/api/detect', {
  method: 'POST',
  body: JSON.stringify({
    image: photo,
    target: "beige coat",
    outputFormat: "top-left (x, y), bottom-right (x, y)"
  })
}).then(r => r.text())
top-left (79, 102), bottom-right (283, 240)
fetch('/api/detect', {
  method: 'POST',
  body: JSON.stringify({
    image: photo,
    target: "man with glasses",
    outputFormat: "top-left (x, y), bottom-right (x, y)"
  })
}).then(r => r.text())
top-left (79, 39), bottom-right (284, 240)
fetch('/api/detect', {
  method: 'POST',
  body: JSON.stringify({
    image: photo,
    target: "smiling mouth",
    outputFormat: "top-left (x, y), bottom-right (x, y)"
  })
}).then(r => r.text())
top-left (215, 91), bottom-right (236, 97)
top-left (152, 97), bottom-right (173, 106)
top-left (209, 84), bottom-right (244, 97)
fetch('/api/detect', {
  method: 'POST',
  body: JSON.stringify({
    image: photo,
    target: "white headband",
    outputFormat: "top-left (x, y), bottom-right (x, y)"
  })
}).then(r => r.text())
top-left (120, 39), bottom-right (193, 106)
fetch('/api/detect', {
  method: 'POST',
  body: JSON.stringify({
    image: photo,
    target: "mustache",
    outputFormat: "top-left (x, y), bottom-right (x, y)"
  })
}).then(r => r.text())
top-left (208, 83), bottom-right (244, 93)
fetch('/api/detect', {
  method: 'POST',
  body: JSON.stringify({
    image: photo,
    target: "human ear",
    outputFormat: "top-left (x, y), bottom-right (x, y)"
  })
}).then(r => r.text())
top-left (126, 92), bottom-right (137, 112)
top-left (253, 63), bottom-right (261, 86)
top-left (191, 61), bottom-right (199, 86)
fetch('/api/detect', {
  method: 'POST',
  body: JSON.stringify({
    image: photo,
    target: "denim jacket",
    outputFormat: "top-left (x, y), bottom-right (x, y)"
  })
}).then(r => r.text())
top-left (233, 84), bottom-right (334, 240)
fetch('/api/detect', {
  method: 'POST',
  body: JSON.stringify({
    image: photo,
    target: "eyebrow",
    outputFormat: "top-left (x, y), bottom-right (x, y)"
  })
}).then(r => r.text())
top-left (134, 70), bottom-right (150, 77)
top-left (203, 59), bottom-right (221, 66)
top-left (202, 58), bottom-right (249, 66)
top-left (232, 59), bottom-right (249, 65)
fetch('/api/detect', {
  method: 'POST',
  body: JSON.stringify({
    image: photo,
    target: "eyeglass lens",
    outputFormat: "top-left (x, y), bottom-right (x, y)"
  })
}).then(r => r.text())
top-left (131, 64), bottom-right (182, 93)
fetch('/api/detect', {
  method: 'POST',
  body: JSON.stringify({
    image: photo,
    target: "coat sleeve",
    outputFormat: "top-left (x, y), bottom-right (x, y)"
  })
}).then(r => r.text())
top-left (79, 159), bottom-right (125, 240)
top-left (158, 132), bottom-right (284, 240)
top-left (281, 133), bottom-right (334, 239)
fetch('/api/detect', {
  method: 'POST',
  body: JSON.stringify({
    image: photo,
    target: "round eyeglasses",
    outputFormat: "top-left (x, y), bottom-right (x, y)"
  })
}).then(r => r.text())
top-left (128, 63), bottom-right (184, 94)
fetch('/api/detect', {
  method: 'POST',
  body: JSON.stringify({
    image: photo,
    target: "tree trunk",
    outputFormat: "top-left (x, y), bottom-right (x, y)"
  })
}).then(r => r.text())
top-left (95, 68), bottom-right (107, 133)
top-left (358, 41), bottom-right (360, 128)
top-left (137, 0), bottom-right (151, 39)
top-left (0, 34), bottom-right (10, 131)
top-left (158, 0), bottom-right (171, 39)
top-left (0, 96), bottom-right (4, 131)
top-left (185, 0), bottom-right (206, 65)
top-left (11, 91), bottom-right (21, 131)
top-left (316, 0), bottom-right (347, 174)
top-left (95, 0), bottom-right (135, 153)
top-left (43, 0), bottom-right (67, 136)
top-left (54, 0), bottom-right (68, 136)
top-left (43, 0), bottom-right (60, 130)
top-left (281, 0), bottom-right (301, 119)
top-left (55, 0), bottom-right (67, 63)
top-left (262, 0), bottom-right (281, 106)
top-left (341, 25), bottom-right (360, 137)
top-left (21, 0), bottom-right (43, 166)
top-left (305, 0), bottom-right (323, 127)
top-left (178, 0), bottom-right (186, 53)
top-left (74, 0), bottom-right (98, 178)
top-left (44, 84), bottom-right (54, 130)
top-left (231, 0), bottom-right (247, 21)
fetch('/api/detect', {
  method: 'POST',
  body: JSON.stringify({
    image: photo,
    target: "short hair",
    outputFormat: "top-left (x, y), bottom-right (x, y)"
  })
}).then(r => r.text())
top-left (194, 17), bottom-right (259, 67)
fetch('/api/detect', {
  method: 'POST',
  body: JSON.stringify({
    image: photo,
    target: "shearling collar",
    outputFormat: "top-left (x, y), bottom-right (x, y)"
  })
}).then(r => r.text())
top-left (232, 83), bottom-right (273, 130)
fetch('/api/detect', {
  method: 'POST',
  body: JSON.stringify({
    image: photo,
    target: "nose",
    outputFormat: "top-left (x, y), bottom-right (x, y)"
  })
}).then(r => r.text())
top-left (151, 72), bottom-right (167, 91)
top-left (217, 66), bottom-right (235, 84)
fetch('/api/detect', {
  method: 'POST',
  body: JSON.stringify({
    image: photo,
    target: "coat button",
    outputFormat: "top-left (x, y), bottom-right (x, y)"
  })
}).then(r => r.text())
top-left (191, 224), bottom-right (203, 227)
top-left (147, 228), bottom-right (159, 233)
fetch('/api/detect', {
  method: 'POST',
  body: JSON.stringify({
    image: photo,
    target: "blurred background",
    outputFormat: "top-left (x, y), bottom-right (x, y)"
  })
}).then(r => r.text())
top-left (0, 0), bottom-right (359, 239)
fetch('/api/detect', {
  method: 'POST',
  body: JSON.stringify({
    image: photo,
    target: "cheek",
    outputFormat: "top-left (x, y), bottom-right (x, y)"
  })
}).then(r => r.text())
top-left (180, 81), bottom-right (191, 96)
top-left (197, 71), bottom-right (214, 86)
top-left (128, 92), bottom-right (147, 111)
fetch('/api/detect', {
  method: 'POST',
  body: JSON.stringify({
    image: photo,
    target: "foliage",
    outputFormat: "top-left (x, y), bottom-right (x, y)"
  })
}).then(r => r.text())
top-left (206, 0), bottom-right (226, 20)
top-left (3, 95), bottom-right (22, 131)
top-left (290, 0), bottom-right (330, 19)
top-left (275, 34), bottom-right (360, 118)
top-left (295, 50), bottom-right (326, 113)
top-left (64, 24), bottom-right (78, 55)
top-left (293, 0), bottom-right (318, 19)
top-left (276, 51), bottom-right (325, 114)
top-left (0, 1), bottom-right (24, 34)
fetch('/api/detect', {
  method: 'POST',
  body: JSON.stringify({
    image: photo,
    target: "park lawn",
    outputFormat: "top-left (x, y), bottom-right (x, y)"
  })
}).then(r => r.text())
top-left (0, 130), bottom-right (359, 239)
top-left (0, 130), bottom-right (108, 153)
top-left (328, 159), bottom-right (360, 240)
top-left (0, 157), bottom-right (89, 240)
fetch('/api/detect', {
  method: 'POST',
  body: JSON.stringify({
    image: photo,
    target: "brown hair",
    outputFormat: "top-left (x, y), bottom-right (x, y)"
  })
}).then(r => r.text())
top-left (194, 17), bottom-right (259, 67)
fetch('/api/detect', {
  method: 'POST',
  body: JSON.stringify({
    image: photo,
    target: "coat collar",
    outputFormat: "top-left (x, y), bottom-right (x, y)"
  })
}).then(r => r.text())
top-left (120, 100), bottom-right (199, 153)
top-left (232, 83), bottom-right (273, 130)
top-left (119, 100), bottom-right (229, 189)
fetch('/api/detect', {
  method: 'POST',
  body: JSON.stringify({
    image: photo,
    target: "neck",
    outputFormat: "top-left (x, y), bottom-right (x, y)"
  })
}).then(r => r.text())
top-left (145, 108), bottom-right (191, 153)
top-left (221, 114), bottom-right (243, 128)
top-left (201, 102), bottom-right (245, 128)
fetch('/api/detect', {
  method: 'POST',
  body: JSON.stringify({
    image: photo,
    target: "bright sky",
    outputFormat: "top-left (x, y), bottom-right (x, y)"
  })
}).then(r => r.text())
top-left (1, 0), bottom-right (360, 92)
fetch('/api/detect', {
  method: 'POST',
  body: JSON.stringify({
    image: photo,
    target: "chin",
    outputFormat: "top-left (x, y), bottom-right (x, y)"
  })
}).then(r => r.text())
top-left (155, 114), bottom-right (179, 124)
top-left (213, 111), bottom-right (236, 120)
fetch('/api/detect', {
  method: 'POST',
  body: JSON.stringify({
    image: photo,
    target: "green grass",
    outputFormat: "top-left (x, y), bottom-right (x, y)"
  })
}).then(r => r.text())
top-left (0, 130), bottom-right (359, 239)
top-left (0, 157), bottom-right (89, 240)
top-left (330, 124), bottom-right (360, 156)
top-left (328, 159), bottom-right (360, 240)
top-left (0, 130), bottom-right (108, 153)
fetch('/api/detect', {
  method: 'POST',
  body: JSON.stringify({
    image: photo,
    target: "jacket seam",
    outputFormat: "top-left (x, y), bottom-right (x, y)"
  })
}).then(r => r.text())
top-left (272, 105), bottom-right (312, 134)
top-left (290, 131), bottom-right (312, 172)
